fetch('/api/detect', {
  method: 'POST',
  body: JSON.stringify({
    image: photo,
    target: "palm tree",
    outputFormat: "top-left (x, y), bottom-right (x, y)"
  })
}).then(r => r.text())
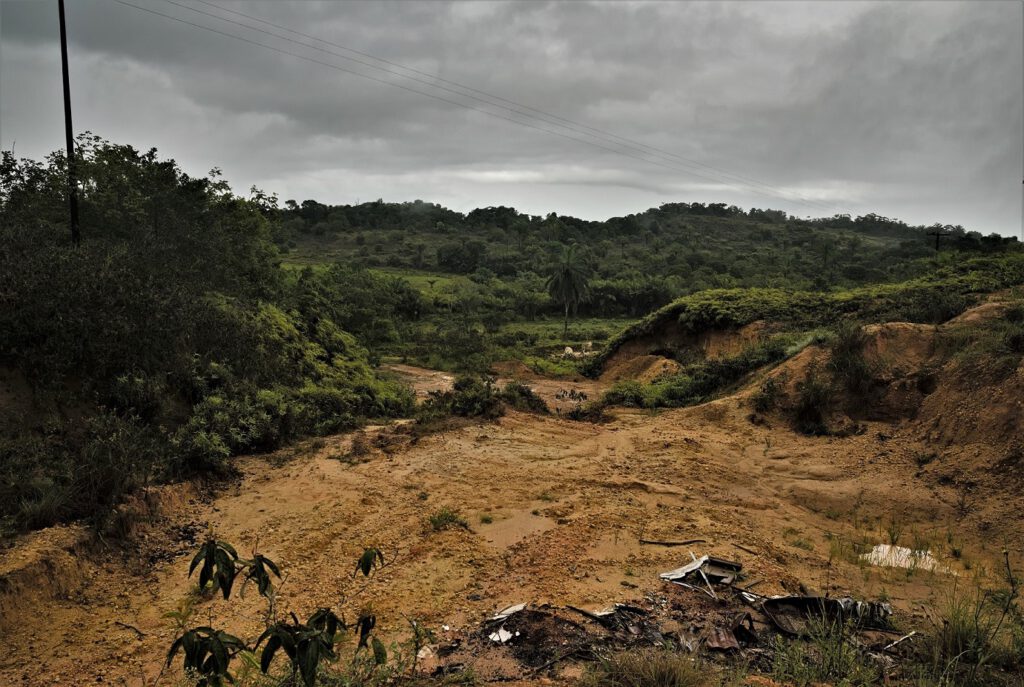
top-left (546, 243), bottom-right (591, 337)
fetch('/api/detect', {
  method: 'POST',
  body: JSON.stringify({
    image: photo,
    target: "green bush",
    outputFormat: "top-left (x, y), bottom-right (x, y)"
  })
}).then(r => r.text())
top-left (793, 367), bottom-right (834, 435)
top-left (498, 382), bottom-right (549, 413)
top-left (828, 321), bottom-right (872, 394)
top-left (1, 412), bottom-right (165, 532)
top-left (418, 376), bottom-right (504, 422)
top-left (0, 137), bottom-right (415, 534)
top-left (752, 376), bottom-right (782, 413)
top-left (427, 507), bottom-right (468, 532)
top-left (601, 339), bottom-right (788, 409)
top-left (1003, 325), bottom-right (1024, 355)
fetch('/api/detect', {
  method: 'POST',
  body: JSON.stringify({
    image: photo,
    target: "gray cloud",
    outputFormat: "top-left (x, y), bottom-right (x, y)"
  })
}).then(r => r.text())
top-left (1, 0), bottom-right (1020, 234)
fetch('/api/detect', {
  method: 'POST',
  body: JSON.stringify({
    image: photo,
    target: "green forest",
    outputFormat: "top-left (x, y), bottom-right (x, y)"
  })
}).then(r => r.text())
top-left (1, 136), bottom-right (1021, 536)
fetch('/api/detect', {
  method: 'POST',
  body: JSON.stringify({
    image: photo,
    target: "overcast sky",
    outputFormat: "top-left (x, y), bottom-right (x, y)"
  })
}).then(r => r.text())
top-left (2, 0), bottom-right (1021, 234)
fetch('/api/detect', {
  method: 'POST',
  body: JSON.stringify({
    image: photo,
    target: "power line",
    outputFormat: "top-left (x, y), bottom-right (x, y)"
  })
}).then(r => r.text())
top-left (167, 0), bottom-right (835, 213)
top-left (112, 0), bottom-right (837, 214)
top-left (187, 0), bottom-right (838, 214)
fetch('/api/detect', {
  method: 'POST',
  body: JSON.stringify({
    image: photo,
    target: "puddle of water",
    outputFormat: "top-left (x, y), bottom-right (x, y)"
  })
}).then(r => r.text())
top-left (861, 544), bottom-right (947, 572)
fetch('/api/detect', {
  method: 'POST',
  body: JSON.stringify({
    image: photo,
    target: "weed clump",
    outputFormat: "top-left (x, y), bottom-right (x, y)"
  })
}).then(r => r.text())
top-left (581, 649), bottom-right (709, 687)
top-left (427, 508), bottom-right (468, 532)
top-left (914, 557), bottom-right (1023, 685)
top-left (770, 618), bottom-right (880, 687)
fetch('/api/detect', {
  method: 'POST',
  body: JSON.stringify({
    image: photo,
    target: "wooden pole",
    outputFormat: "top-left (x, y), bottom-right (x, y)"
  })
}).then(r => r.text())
top-left (58, 0), bottom-right (80, 245)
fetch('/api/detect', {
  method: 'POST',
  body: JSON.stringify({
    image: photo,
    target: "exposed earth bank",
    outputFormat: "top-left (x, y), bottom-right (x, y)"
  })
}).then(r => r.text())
top-left (1, 301), bottom-right (1022, 686)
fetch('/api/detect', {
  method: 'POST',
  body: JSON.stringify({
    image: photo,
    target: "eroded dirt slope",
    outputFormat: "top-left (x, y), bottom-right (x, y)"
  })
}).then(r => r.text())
top-left (2, 302), bottom-right (1022, 686)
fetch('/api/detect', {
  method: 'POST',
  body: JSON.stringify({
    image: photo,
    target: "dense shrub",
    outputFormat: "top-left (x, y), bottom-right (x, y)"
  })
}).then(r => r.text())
top-left (601, 339), bottom-right (788, 409)
top-left (793, 367), bottom-right (834, 435)
top-left (0, 138), bottom-right (414, 533)
top-left (499, 382), bottom-right (549, 413)
top-left (752, 376), bottom-right (782, 413)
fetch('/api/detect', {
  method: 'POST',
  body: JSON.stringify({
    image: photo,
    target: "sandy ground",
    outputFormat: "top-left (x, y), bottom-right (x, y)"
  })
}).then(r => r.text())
top-left (3, 314), bottom-right (1022, 685)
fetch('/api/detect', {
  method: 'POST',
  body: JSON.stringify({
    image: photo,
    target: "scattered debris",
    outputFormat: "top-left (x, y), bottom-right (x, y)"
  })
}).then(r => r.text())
top-left (488, 628), bottom-right (516, 644)
top-left (488, 602), bottom-right (528, 622)
top-left (704, 626), bottom-right (740, 651)
top-left (760, 595), bottom-right (893, 637)
top-left (861, 544), bottom-right (947, 572)
top-left (425, 565), bottom-right (897, 681)
top-left (660, 554), bottom-right (743, 587)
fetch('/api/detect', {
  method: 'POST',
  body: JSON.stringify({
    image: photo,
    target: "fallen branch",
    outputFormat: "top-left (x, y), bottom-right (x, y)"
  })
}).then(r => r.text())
top-left (639, 538), bottom-right (707, 547)
top-left (733, 543), bottom-right (758, 555)
top-left (115, 621), bottom-right (146, 638)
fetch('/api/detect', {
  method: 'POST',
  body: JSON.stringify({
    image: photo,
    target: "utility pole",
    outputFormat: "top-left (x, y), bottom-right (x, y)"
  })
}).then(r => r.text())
top-left (58, 0), bottom-right (80, 245)
top-left (927, 229), bottom-right (951, 253)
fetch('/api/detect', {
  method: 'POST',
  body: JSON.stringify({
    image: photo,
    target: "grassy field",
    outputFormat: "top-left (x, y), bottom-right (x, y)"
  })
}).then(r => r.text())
top-left (369, 268), bottom-right (474, 294)
top-left (496, 317), bottom-right (636, 349)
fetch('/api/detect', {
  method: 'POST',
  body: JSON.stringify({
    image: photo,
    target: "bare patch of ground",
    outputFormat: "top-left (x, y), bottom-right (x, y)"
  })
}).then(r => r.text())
top-left (2, 301), bottom-right (1021, 685)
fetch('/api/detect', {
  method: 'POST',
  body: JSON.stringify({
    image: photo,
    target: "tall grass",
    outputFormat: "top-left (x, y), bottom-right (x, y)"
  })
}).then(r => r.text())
top-left (770, 618), bottom-right (879, 687)
top-left (582, 649), bottom-right (709, 687)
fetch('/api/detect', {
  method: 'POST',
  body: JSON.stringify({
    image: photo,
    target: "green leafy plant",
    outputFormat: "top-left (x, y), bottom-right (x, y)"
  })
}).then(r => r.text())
top-left (240, 552), bottom-right (282, 599)
top-left (354, 547), bottom-right (386, 578)
top-left (257, 609), bottom-right (344, 687)
top-left (166, 626), bottom-right (247, 687)
top-left (190, 537), bottom-right (241, 599)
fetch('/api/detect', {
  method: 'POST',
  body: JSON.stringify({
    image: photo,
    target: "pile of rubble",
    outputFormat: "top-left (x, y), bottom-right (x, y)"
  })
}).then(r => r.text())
top-left (416, 552), bottom-right (909, 681)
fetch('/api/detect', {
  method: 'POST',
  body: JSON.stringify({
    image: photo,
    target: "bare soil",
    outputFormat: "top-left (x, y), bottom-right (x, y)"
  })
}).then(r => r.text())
top-left (2, 304), bottom-right (1022, 686)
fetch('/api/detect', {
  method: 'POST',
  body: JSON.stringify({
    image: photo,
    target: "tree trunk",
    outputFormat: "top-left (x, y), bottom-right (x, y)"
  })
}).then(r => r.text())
top-left (563, 302), bottom-right (569, 337)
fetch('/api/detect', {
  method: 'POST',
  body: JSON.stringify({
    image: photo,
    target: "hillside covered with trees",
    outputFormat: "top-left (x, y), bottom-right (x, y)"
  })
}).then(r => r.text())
top-left (1, 137), bottom-right (1021, 536)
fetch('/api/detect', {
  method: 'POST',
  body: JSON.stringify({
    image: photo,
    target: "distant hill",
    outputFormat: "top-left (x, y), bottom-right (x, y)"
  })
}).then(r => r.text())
top-left (276, 199), bottom-right (1020, 317)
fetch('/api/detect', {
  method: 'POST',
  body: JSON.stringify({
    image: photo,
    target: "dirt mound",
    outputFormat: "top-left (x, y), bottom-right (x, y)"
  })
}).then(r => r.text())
top-left (600, 321), bottom-right (771, 381)
top-left (600, 354), bottom-right (681, 384)
top-left (861, 322), bottom-right (936, 375)
top-left (746, 303), bottom-right (1010, 426)
top-left (0, 526), bottom-right (90, 636)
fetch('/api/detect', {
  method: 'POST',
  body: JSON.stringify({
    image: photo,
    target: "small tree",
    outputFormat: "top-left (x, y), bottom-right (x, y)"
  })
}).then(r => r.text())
top-left (546, 243), bottom-right (591, 336)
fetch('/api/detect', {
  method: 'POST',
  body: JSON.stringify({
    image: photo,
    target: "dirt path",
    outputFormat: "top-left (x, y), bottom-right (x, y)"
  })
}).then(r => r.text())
top-left (1, 363), bottom-right (1020, 685)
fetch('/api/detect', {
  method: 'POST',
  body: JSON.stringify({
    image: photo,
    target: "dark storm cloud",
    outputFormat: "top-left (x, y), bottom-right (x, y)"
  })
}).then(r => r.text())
top-left (1, 0), bottom-right (1020, 233)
